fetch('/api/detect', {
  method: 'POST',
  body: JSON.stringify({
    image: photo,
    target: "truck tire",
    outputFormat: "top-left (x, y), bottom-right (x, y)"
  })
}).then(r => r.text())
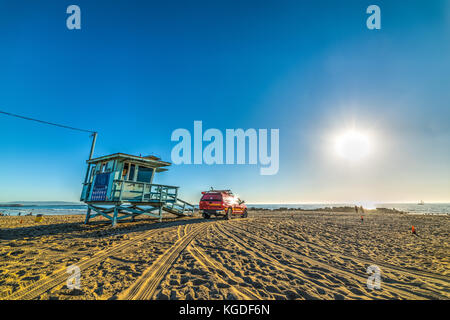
top-left (225, 208), bottom-right (232, 220)
top-left (241, 209), bottom-right (248, 218)
top-left (203, 212), bottom-right (210, 219)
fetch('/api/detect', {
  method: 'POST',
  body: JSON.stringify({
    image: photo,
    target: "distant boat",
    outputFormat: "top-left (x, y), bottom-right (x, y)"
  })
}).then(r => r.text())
top-left (418, 200), bottom-right (425, 205)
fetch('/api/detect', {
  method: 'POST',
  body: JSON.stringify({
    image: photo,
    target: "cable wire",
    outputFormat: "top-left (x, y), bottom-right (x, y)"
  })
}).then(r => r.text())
top-left (0, 110), bottom-right (96, 134)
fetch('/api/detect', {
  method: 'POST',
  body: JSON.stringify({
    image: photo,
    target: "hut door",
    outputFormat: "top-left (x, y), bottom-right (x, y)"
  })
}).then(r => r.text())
top-left (91, 173), bottom-right (110, 201)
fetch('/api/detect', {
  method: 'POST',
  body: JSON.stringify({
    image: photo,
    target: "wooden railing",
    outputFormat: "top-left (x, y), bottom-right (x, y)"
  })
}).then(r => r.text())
top-left (81, 180), bottom-right (195, 215)
top-left (111, 180), bottom-right (179, 203)
top-left (80, 182), bottom-right (91, 202)
top-left (163, 197), bottom-right (195, 215)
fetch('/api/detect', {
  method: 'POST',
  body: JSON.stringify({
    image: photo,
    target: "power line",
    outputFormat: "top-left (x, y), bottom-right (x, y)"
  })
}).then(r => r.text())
top-left (0, 110), bottom-right (96, 134)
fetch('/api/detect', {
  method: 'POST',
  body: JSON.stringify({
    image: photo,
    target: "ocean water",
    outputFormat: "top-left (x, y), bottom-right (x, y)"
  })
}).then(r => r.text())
top-left (0, 204), bottom-right (87, 216)
top-left (0, 202), bottom-right (449, 216)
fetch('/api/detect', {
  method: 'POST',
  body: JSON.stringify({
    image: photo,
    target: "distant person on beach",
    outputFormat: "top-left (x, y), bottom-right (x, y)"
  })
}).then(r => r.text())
top-left (354, 206), bottom-right (358, 214)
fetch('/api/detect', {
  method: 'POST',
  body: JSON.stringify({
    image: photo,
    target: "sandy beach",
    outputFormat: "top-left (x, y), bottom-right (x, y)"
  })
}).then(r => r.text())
top-left (0, 210), bottom-right (448, 300)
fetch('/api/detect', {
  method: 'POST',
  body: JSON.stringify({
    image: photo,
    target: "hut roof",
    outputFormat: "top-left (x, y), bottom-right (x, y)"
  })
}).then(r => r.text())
top-left (87, 153), bottom-right (171, 170)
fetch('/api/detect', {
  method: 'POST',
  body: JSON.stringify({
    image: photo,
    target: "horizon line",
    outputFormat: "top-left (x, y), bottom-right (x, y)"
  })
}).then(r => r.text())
top-left (1, 200), bottom-right (450, 205)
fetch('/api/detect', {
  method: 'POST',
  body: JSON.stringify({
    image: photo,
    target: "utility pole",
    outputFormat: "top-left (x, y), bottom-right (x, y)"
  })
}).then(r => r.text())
top-left (84, 132), bottom-right (98, 184)
top-left (89, 132), bottom-right (98, 160)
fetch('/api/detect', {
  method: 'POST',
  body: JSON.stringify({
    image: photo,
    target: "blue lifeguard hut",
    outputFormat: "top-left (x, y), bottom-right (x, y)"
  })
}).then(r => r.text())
top-left (80, 153), bottom-right (194, 226)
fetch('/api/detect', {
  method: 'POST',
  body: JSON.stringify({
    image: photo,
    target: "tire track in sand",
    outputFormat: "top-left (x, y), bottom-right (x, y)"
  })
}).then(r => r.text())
top-left (4, 222), bottom-right (180, 300)
top-left (238, 220), bottom-right (450, 286)
top-left (222, 221), bottom-right (436, 299)
top-left (177, 225), bottom-right (184, 239)
top-left (187, 225), bottom-right (262, 300)
top-left (281, 219), bottom-right (450, 282)
top-left (118, 222), bottom-right (210, 300)
top-left (213, 222), bottom-right (356, 299)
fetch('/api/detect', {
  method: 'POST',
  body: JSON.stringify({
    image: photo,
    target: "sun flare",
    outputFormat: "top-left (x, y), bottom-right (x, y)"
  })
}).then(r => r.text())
top-left (335, 130), bottom-right (371, 161)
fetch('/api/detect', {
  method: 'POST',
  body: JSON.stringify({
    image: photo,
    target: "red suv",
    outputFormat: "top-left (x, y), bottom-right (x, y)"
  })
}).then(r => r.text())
top-left (199, 189), bottom-right (247, 219)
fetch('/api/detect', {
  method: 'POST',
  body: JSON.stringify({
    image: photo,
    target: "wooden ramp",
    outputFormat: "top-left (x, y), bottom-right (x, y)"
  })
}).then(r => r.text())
top-left (162, 198), bottom-right (194, 217)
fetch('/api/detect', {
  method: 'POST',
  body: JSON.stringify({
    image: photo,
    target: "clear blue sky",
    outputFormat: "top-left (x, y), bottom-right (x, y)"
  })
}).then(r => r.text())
top-left (0, 0), bottom-right (449, 203)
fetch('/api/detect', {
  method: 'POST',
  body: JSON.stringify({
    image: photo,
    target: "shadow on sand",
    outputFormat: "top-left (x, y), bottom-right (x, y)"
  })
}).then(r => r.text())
top-left (0, 216), bottom-right (216, 241)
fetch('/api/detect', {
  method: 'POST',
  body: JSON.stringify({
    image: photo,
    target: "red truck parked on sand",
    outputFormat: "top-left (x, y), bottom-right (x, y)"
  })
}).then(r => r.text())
top-left (199, 189), bottom-right (247, 219)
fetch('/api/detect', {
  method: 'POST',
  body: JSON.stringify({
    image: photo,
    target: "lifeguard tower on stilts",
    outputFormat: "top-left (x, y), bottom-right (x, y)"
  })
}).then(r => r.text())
top-left (80, 153), bottom-right (194, 226)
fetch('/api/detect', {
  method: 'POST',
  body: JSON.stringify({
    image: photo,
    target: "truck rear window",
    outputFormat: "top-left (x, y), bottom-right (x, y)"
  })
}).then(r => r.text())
top-left (201, 194), bottom-right (222, 201)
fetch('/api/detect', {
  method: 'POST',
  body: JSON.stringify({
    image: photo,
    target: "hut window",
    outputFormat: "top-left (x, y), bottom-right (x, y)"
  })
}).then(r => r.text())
top-left (122, 163), bottom-right (129, 179)
top-left (137, 167), bottom-right (153, 183)
top-left (128, 164), bottom-right (136, 181)
top-left (89, 165), bottom-right (96, 182)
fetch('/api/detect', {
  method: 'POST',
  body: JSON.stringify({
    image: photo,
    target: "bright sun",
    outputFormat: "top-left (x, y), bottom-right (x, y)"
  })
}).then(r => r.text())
top-left (335, 130), bottom-right (371, 161)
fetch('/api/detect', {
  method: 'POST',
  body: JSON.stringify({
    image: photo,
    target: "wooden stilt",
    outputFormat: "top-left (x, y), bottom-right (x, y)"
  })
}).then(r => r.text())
top-left (112, 207), bottom-right (118, 227)
top-left (84, 199), bottom-right (193, 227)
top-left (84, 207), bottom-right (91, 224)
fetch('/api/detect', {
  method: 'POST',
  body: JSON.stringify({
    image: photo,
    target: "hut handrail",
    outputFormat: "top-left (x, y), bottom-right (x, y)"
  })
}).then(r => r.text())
top-left (174, 198), bottom-right (194, 206)
top-left (112, 180), bottom-right (179, 202)
top-left (114, 180), bottom-right (179, 189)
